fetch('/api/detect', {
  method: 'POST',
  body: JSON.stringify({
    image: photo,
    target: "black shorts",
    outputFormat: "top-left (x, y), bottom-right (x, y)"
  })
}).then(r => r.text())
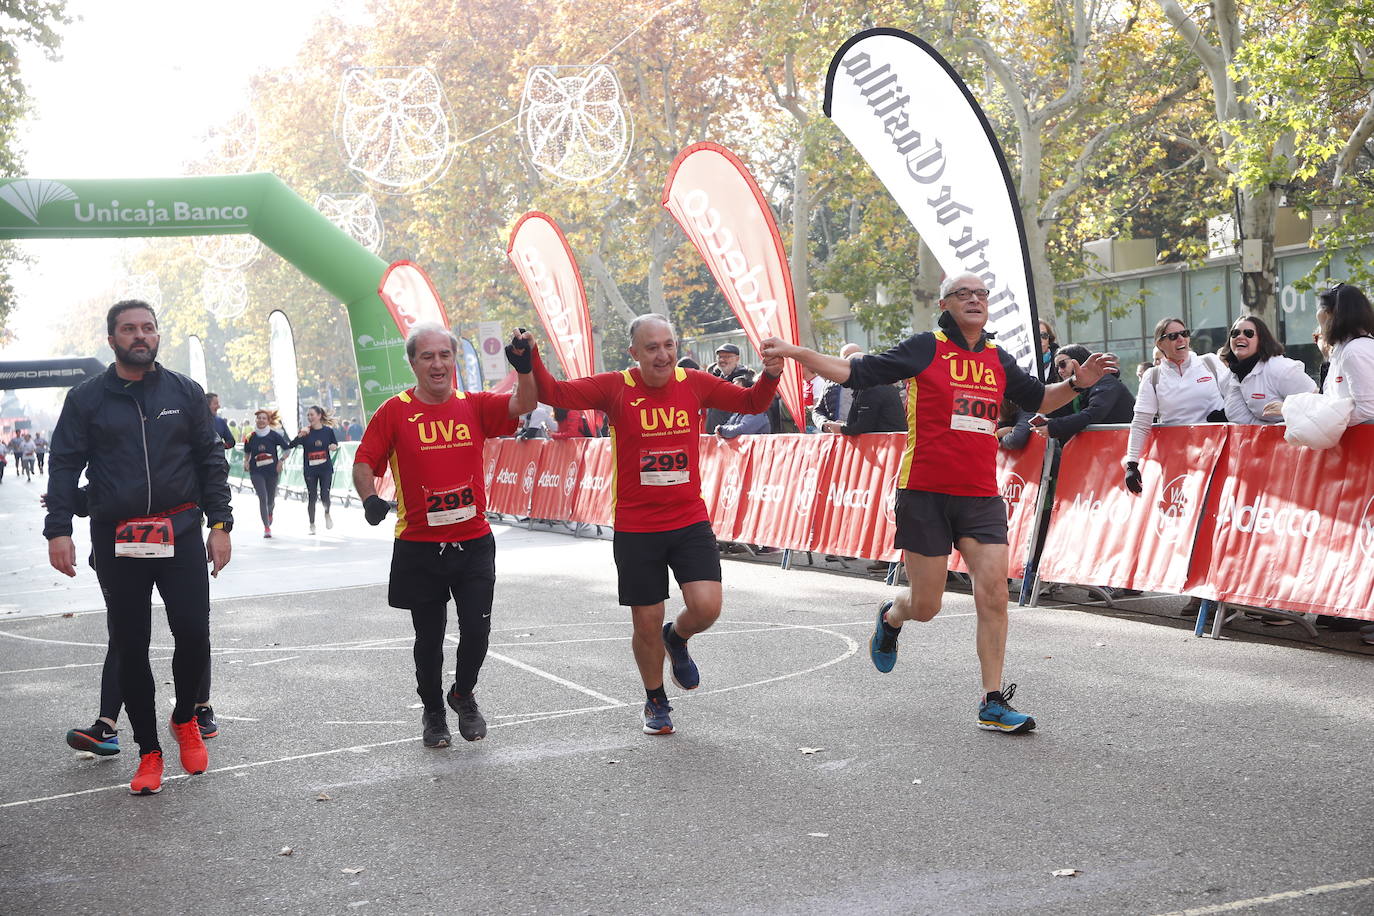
top-left (387, 534), bottom-right (496, 610)
top-left (611, 521), bottom-right (721, 607)
top-left (893, 489), bottom-right (1008, 557)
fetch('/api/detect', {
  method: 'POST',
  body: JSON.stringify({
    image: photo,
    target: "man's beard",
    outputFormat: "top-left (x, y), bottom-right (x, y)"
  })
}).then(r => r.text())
top-left (114, 341), bottom-right (159, 366)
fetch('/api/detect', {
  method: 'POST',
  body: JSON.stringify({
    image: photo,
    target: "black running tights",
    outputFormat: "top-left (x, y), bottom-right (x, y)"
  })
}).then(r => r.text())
top-left (250, 468), bottom-right (278, 527)
top-left (92, 525), bottom-right (211, 755)
top-left (408, 583), bottom-right (494, 711)
top-left (304, 469), bottom-right (332, 524)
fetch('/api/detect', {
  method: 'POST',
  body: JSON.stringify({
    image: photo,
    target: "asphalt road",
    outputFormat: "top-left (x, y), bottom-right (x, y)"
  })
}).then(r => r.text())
top-left (1, 471), bottom-right (1372, 915)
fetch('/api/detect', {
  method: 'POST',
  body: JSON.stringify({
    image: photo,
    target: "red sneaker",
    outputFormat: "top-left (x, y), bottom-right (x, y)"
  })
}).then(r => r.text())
top-left (130, 750), bottom-right (164, 795)
top-left (169, 716), bottom-right (208, 774)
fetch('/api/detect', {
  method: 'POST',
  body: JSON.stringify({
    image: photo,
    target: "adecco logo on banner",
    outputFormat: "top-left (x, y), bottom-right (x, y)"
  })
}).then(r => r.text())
top-left (521, 461), bottom-right (537, 494)
top-left (563, 460), bottom-right (579, 496)
top-left (1355, 495), bottom-right (1374, 559)
top-left (1213, 484), bottom-right (1322, 540)
top-left (578, 468), bottom-right (610, 493)
top-left (484, 456), bottom-right (498, 489)
top-left (883, 473), bottom-right (899, 524)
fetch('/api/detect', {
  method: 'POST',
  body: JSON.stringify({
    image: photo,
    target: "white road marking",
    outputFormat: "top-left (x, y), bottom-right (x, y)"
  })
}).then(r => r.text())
top-left (1150, 876), bottom-right (1374, 915)
top-left (246, 655), bottom-right (301, 667)
top-left (484, 648), bottom-right (624, 707)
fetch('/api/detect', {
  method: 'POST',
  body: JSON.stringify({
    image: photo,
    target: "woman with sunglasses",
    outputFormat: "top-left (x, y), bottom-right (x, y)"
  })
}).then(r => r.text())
top-left (1217, 315), bottom-right (1316, 423)
top-left (1316, 283), bottom-right (1374, 425)
top-left (1123, 317), bottom-right (1226, 493)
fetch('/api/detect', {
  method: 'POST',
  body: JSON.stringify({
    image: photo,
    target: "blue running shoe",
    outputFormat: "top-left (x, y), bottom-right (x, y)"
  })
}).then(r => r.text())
top-left (870, 600), bottom-right (899, 673)
top-left (662, 622), bottom-right (700, 690)
top-left (66, 721), bottom-right (119, 756)
top-left (641, 698), bottom-right (674, 735)
top-left (978, 684), bottom-right (1036, 733)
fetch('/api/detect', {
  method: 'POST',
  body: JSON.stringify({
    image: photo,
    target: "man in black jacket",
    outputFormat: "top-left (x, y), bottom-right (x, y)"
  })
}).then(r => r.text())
top-left (820, 380), bottom-right (907, 435)
top-left (1035, 344), bottom-right (1136, 442)
top-left (44, 300), bottom-right (233, 796)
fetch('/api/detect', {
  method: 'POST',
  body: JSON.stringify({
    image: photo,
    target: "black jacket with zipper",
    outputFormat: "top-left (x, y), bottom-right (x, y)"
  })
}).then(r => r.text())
top-left (43, 362), bottom-right (232, 538)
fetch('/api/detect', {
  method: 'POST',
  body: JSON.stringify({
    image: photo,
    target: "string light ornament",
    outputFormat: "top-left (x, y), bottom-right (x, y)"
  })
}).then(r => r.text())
top-left (315, 192), bottom-right (385, 254)
top-left (519, 65), bottom-right (633, 183)
top-left (117, 272), bottom-right (163, 310)
top-left (337, 67), bottom-right (454, 193)
top-left (185, 107), bottom-right (259, 176)
top-left (201, 267), bottom-right (249, 321)
top-left (192, 234), bottom-right (262, 271)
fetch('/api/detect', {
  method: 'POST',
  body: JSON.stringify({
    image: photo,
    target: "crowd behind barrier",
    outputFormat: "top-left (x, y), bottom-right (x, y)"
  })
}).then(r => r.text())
top-left (478, 426), bottom-right (1374, 624)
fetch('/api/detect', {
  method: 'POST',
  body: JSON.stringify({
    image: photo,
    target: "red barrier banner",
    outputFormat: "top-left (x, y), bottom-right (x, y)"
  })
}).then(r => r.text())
top-left (569, 437), bottom-right (614, 526)
top-left (485, 438), bottom-right (544, 517)
top-left (732, 434), bottom-right (836, 552)
top-left (1036, 426), bottom-right (1228, 593)
top-left (698, 435), bottom-right (755, 542)
top-left (950, 434), bottom-right (1049, 578)
top-left (806, 432), bottom-right (904, 562)
top-left (528, 438), bottom-right (582, 521)
top-left (1194, 425), bottom-right (1374, 619)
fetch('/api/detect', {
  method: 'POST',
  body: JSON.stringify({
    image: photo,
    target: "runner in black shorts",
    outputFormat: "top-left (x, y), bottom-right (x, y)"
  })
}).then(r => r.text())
top-left (612, 521), bottom-right (721, 607)
top-left (764, 272), bottom-right (1117, 734)
top-left (525, 316), bottom-right (782, 735)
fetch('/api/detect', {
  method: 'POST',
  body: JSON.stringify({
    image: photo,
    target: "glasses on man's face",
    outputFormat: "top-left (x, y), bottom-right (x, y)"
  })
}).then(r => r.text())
top-left (1229, 327), bottom-right (1256, 339)
top-left (1039, 330), bottom-right (1051, 340)
top-left (1159, 329), bottom-right (1191, 341)
top-left (950, 287), bottom-right (990, 301)
top-left (1054, 360), bottom-right (1072, 371)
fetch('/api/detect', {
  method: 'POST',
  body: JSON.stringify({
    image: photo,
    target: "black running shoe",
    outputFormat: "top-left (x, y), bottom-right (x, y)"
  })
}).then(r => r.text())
top-left (66, 721), bottom-right (119, 756)
top-left (195, 705), bottom-right (219, 740)
top-left (446, 687), bottom-right (487, 742)
top-left (421, 709), bottom-right (450, 748)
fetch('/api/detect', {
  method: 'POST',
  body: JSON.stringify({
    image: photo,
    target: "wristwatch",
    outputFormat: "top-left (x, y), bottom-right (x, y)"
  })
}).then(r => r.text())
top-left (209, 520), bottom-right (233, 533)
top-left (1067, 374), bottom-right (1090, 393)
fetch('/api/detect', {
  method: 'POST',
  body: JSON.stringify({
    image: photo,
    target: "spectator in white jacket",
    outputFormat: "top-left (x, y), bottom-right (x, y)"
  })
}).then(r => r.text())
top-left (1217, 315), bottom-right (1317, 424)
top-left (1123, 317), bottom-right (1227, 493)
top-left (1317, 283), bottom-right (1374, 425)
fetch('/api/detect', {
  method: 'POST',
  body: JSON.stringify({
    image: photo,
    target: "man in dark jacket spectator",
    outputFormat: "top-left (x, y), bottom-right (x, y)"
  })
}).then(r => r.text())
top-left (821, 380), bottom-right (907, 435)
top-left (1035, 344), bottom-right (1135, 442)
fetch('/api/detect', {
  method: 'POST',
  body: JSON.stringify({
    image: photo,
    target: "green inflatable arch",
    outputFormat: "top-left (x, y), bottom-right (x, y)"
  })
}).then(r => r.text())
top-left (0, 173), bottom-right (413, 417)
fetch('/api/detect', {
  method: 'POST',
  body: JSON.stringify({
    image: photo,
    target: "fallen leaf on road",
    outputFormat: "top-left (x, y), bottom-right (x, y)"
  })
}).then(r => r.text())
top-left (607, 759), bottom-right (620, 765)
top-left (1052, 869), bottom-right (1082, 878)
top-left (316, 793), bottom-right (332, 801)
top-left (911, 779), bottom-right (922, 785)
top-left (62, 612), bottom-right (74, 618)
top-left (807, 833), bottom-right (829, 838)
top-left (278, 847), bottom-right (293, 857)
top-left (342, 867), bottom-right (365, 875)
top-left (798, 747), bottom-right (824, 755)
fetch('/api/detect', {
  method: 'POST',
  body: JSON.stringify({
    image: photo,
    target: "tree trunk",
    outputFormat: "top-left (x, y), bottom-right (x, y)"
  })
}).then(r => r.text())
top-left (584, 249), bottom-right (636, 326)
top-left (789, 146), bottom-right (817, 348)
top-left (1238, 188), bottom-right (1280, 325)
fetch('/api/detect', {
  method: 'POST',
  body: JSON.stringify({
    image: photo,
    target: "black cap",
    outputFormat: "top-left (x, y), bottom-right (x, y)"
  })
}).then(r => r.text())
top-left (715, 343), bottom-right (741, 355)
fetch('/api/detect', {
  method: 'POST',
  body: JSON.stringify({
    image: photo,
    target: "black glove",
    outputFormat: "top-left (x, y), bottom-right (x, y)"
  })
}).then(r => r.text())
top-left (363, 495), bottom-right (392, 526)
top-left (1124, 461), bottom-right (1143, 495)
top-left (1206, 409), bottom-right (1228, 423)
top-left (505, 329), bottom-right (532, 374)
